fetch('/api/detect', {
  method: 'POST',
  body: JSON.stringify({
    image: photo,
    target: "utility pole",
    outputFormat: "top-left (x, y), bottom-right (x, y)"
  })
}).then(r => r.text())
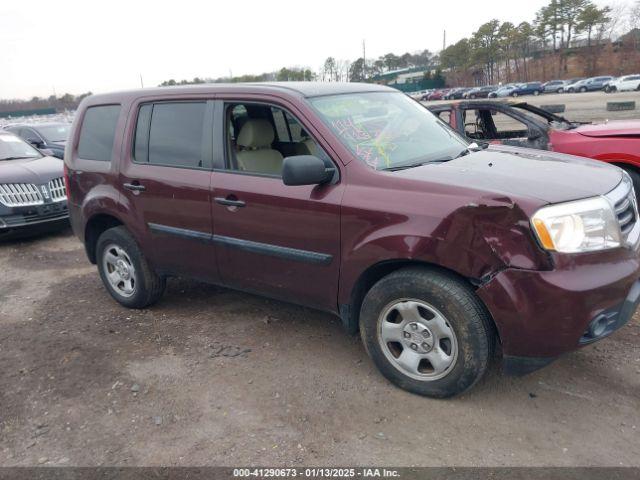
top-left (139, 74), bottom-right (144, 88)
top-left (362, 39), bottom-right (366, 80)
top-left (443, 30), bottom-right (446, 51)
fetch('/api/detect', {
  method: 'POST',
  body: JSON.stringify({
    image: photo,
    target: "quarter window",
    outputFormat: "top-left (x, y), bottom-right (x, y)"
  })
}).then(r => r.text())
top-left (77, 105), bottom-right (121, 161)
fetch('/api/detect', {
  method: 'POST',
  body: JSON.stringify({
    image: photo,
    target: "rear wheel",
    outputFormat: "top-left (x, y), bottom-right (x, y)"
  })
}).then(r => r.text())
top-left (579, 87), bottom-right (587, 93)
top-left (558, 88), bottom-right (564, 93)
top-left (97, 226), bottom-right (166, 308)
top-left (533, 90), bottom-right (540, 96)
top-left (512, 92), bottom-right (519, 97)
top-left (359, 267), bottom-right (495, 398)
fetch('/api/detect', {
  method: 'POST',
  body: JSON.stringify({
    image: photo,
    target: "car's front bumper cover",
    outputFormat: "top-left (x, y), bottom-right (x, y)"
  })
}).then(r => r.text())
top-left (0, 201), bottom-right (69, 233)
top-left (477, 248), bottom-right (640, 374)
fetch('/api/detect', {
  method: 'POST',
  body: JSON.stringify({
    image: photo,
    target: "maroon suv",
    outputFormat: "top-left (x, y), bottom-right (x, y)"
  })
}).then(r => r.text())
top-left (65, 82), bottom-right (640, 398)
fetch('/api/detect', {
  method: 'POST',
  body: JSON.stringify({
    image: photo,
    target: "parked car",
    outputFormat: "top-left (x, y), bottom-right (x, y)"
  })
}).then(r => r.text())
top-left (0, 130), bottom-right (68, 237)
top-left (510, 82), bottom-right (544, 96)
top-left (419, 89), bottom-right (434, 101)
top-left (464, 85), bottom-right (498, 99)
top-left (558, 78), bottom-right (585, 93)
top-left (444, 87), bottom-right (471, 100)
top-left (605, 74), bottom-right (640, 92)
top-left (566, 76), bottom-right (614, 93)
top-left (542, 79), bottom-right (569, 93)
top-left (426, 88), bottom-right (450, 101)
top-left (488, 84), bottom-right (517, 98)
top-left (428, 99), bottom-right (640, 200)
top-left (3, 122), bottom-right (70, 159)
top-left (66, 83), bottom-right (640, 398)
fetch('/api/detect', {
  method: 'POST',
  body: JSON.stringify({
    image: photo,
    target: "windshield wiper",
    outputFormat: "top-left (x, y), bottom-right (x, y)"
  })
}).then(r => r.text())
top-left (0, 156), bottom-right (39, 161)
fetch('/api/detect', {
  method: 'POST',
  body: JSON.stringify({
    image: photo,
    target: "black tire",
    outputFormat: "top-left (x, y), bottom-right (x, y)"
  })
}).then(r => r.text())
top-left (558, 88), bottom-right (564, 93)
top-left (96, 226), bottom-right (166, 308)
top-left (512, 92), bottom-right (518, 97)
top-left (579, 87), bottom-right (587, 93)
top-left (533, 90), bottom-right (540, 96)
top-left (359, 267), bottom-right (495, 398)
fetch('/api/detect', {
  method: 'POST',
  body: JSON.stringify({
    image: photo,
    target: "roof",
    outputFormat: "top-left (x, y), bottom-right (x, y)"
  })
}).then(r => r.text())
top-left (85, 82), bottom-right (394, 105)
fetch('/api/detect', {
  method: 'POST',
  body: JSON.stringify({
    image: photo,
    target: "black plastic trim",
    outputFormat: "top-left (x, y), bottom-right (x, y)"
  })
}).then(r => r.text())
top-left (147, 223), bottom-right (333, 265)
top-left (212, 234), bottom-right (333, 265)
top-left (148, 222), bottom-right (211, 243)
top-left (503, 355), bottom-right (558, 376)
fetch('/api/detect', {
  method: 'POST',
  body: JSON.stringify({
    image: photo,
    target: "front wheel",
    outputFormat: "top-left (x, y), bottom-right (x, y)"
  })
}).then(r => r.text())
top-left (96, 226), bottom-right (166, 308)
top-left (533, 90), bottom-right (540, 96)
top-left (512, 92), bottom-right (519, 97)
top-left (579, 87), bottom-right (587, 93)
top-left (359, 267), bottom-right (495, 398)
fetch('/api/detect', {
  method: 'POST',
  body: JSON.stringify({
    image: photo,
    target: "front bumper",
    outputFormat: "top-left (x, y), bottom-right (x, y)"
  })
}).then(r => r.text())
top-left (0, 201), bottom-right (69, 235)
top-left (477, 249), bottom-right (640, 373)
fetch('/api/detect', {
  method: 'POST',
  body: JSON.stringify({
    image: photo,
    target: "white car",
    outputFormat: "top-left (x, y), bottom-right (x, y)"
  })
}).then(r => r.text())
top-left (606, 74), bottom-right (640, 92)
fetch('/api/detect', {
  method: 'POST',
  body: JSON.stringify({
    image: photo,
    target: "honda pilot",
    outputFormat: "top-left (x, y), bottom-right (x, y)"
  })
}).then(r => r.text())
top-left (65, 83), bottom-right (640, 398)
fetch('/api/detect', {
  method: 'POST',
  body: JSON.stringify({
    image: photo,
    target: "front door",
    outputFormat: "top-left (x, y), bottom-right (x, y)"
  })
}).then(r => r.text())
top-left (119, 99), bottom-right (219, 282)
top-left (210, 99), bottom-right (343, 311)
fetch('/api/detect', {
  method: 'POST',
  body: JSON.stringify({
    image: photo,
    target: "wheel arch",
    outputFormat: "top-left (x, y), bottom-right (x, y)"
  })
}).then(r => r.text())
top-left (84, 213), bottom-right (124, 264)
top-left (340, 259), bottom-right (501, 345)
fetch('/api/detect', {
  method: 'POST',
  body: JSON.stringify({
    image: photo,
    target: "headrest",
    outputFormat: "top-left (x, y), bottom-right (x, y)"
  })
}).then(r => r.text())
top-left (237, 119), bottom-right (274, 148)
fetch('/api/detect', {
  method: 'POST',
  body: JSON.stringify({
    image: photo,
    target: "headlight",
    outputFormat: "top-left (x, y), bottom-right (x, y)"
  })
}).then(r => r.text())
top-left (531, 197), bottom-right (621, 253)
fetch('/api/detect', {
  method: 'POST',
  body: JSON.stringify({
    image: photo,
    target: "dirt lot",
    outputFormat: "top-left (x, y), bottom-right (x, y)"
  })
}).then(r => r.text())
top-left (425, 90), bottom-right (640, 122)
top-left (0, 228), bottom-right (639, 467)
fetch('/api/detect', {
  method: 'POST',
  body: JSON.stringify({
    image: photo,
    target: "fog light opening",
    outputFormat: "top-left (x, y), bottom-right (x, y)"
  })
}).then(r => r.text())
top-left (588, 315), bottom-right (609, 339)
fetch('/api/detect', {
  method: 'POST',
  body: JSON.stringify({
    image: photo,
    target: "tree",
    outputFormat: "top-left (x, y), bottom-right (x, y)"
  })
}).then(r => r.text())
top-left (471, 19), bottom-right (502, 84)
top-left (348, 58), bottom-right (366, 82)
top-left (577, 2), bottom-right (611, 47)
top-left (323, 57), bottom-right (337, 81)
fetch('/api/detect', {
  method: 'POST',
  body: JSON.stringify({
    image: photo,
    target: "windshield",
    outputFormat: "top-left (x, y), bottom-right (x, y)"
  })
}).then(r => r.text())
top-left (37, 124), bottom-right (70, 142)
top-left (0, 134), bottom-right (42, 160)
top-left (309, 92), bottom-right (469, 170)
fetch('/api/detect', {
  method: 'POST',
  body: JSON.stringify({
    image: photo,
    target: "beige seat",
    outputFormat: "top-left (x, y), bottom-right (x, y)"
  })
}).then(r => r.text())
top-left (236, 119), bottom-right (283, 175)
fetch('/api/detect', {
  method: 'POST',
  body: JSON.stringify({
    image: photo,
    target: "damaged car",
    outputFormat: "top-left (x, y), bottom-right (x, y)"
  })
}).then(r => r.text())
top-left (428, 100), bottom-right (640, 201)
top-left (66, 83), bottom-right (640, 398)
top-left (0, 131), bottom-right (68, 237)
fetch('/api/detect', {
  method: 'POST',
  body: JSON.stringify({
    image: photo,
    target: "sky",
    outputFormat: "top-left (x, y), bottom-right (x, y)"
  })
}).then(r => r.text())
top-left (0, 0), bottom-right (604, 99)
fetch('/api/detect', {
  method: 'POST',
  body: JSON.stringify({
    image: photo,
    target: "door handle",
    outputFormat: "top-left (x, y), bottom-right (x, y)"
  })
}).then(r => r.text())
top-left (214, 196), bottom-right (245, 208)
top-left (123, 182), bottom-right (146, 192)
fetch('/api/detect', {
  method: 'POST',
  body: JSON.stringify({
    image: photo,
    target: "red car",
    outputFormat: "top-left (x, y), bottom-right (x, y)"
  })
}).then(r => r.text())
top-left (428, 100), bottom-right (640, 199)
top-left (66, 83), bottom-right (640, 398)
top-left (425, 88), bottom-right (450, 101)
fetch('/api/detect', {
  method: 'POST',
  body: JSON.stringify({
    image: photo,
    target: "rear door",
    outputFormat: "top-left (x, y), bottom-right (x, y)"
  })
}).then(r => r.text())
top-left (210, 97), bottom-right (343, 311)
top-left (119, 99), bottom-right (219, 282)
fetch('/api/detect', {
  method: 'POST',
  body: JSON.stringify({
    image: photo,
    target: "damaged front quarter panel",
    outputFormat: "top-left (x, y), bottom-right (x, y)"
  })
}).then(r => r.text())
top-left (440, 194), bottom-right (553, 285)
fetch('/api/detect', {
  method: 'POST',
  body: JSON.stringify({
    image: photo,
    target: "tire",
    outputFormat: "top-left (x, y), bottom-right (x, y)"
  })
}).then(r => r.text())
top-left (96, 226), bottom-right (166, 308)
top-left (470, 95), bottom-right (476, 99)
top-left (533, 90), bottom-right (540, 96)
top-left (558, 88), bottom-right (564, 93)
top-left (512, 92), bottom-right (518, 97)
top-left (359, 267), bottom-right (495, 398)
top-left (579, 87), bottom-right (587, 93)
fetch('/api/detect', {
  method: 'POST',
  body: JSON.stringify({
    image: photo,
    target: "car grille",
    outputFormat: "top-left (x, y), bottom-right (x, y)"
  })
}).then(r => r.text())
top-left (0, 183), bottom-right (44, 207)
top-left (606, 174), bottom-right (639, 243)
top-left (48, 177), bottom-right (67, 201)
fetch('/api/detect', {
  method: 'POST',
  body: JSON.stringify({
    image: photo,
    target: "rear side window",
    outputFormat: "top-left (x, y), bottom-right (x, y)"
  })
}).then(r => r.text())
top-left (77, 105), bottom-right (121, 161)
top-left (134, 102), bottom-right (207, 168)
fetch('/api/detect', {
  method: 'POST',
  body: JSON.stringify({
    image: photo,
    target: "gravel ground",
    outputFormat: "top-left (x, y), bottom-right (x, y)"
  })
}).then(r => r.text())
top-left (0, 229), bottom-right (639, 467)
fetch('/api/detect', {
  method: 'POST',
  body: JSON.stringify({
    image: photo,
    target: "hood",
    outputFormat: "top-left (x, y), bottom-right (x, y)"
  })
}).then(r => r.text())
top-left (393, 146), bottom-right (622, 205)
top-left (0, 155), bottom-right (64, 185)
top-left (575, 120), bottom-right (640, 138)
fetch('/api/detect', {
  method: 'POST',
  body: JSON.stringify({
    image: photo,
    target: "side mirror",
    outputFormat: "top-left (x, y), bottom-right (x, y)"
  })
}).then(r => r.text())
top-left (27, 137), bottom-right (44, 148)
top-left (40, 148), bottom-right (55, 157)
top-left (282, 155), bottom-right (334, 186)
